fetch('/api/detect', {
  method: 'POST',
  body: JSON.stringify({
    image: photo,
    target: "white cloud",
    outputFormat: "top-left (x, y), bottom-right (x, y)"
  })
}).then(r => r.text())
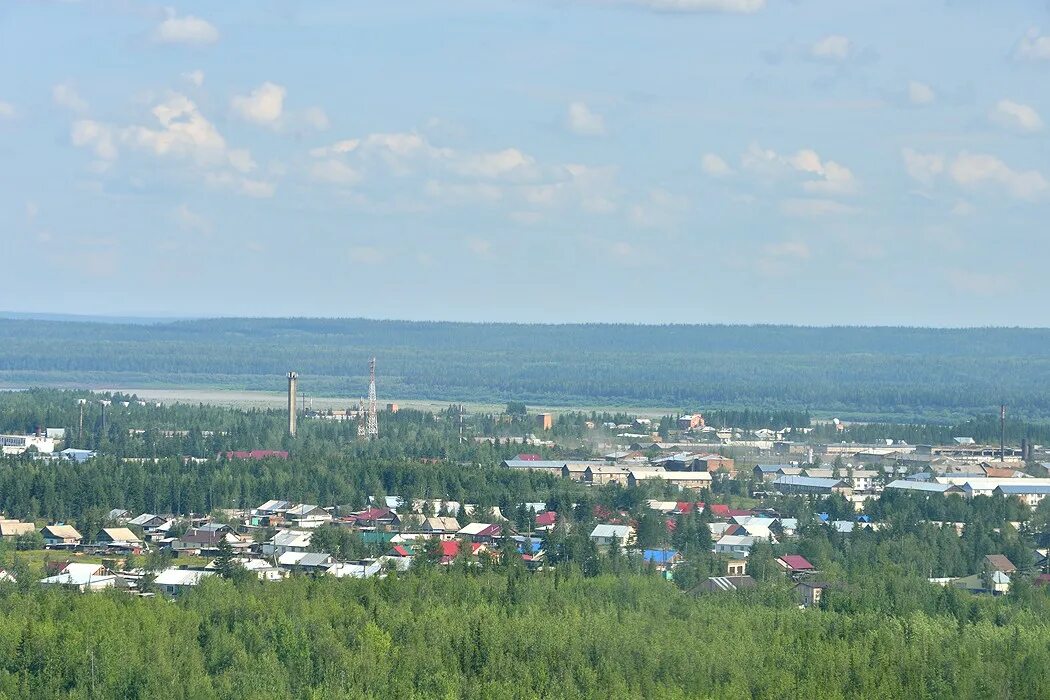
top-left (451, 148), bottom-right (536, 179)
top-left (309, 159), bottom-right (362, 187)
top-left (70, 93), bottom-right (271, 198)
top-left (52, 83), bottom-right (88, 113)
top-left (25, 201), bottom-right (38, 222)
top-left (566, 101), bottom-right (606, 136)
top-left (231, 82), bottom-right (286, 127)
top-left (613, 0), bottom-right (765, 12)
top-left (990, 99), bottom-right (1043, 133)
top-left (152, 8), bottom-right (219, 46)
top-left (182, 70), bottom-right (205, 87)
top-left (901, 148), bottom-right (944, 186)
top-left (701, 153), bottom-right (733, 176)
top-left (0, 101), bottom-right (15, 119)
top-left (949, 152), bottom-right (1049, 201)
top-left (71, 120), bottom-right (118, 160)
top-left (302, 107), bottom-right (330, 131)
top-left (740, 143), bottom-right (857, 196)
top-left (810, 34), bottom-right (852, 61)
top-left (1016, 27), bottom-right (1050, 61)
top-left (309, 139), bottom-right (360, 158)
top-left (908, 81), bottom-right (935, 106)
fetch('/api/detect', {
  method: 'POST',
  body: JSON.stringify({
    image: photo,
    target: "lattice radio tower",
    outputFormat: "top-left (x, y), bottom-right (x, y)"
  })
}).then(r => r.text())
top-left (366, 357), bottom-right (379, 439)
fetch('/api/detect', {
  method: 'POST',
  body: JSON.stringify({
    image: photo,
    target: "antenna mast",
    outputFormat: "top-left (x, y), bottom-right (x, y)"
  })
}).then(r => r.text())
top-left (367, 357), bottom-right (379, 440)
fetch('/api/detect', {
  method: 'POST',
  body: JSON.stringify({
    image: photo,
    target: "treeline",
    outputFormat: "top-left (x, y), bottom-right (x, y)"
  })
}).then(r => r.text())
top-left (6, 318), bottom-right (1050, 418)
top-left (1, 570), bottom-right (1050, 698)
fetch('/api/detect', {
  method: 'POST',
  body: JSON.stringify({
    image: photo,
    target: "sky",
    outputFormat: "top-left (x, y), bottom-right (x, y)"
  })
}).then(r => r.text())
top-left (2, 0), bottom-right (1050, 325)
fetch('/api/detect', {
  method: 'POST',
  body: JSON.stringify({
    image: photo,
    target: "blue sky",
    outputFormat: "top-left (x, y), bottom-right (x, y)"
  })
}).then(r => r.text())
top-left (3, 0), bottom-right (1050, 325)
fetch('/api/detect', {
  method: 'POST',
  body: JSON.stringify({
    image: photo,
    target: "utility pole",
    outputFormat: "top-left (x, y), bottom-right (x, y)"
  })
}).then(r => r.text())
top-left (1000, 404), bottom-right (1006, 463)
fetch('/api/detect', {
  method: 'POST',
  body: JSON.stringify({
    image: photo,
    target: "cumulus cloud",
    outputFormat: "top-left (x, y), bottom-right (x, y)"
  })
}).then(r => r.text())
top-left (70, 93), bottom-right (273, 197)
top-left (949, 152), bottom-right (1049, 200)
top-left (566, 101), bottom-right (606, 136)
top-left (1016, 27), bottom-right (1050, 61)
top-left (52, 83), bottom-right (88, 113)
top-left (701, 153), bottom-right (733, 176)
top-left (309, 159), bottom-right (362, 186)
top-left (908, 81), bottom-right (935, 106)
top-left (152, 8), bottom-right (219, 45)
top-left (901, 148), bottom-right (944, 186)
top-left (231, 82), bottom-right (286, 127)
top-left (989, 99), bottom-right (1043, 133)
top-left (740, 143), bottom-right (857, 196)
top-left (810, 35), bottom-right (853, 62)
top-left (302, 107), bottom-right (330, 131)
top-left (902, 148), bottom-right (1048, 200)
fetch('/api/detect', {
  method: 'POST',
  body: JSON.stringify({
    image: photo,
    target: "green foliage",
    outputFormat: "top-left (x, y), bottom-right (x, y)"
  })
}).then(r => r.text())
top-left (10, 319), bottom-right (1050, 419)
top-left (0, 571), bottom-right (1048, 698)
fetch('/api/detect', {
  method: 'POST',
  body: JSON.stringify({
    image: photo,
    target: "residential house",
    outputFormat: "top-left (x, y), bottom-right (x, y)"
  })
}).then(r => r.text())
top-left (777, 554), bottom-right (816, 576)
top-left (93, 527), bottom-right (143, 550)
top-left (173, 524), bottom-right (249, 554)
top-left (421, 516), bottom-right (462, 534)
top-left (128, 513), bottom-right (175, 539)
top-left (41, 524), bottom-right (82, 548)
top-left (457, 522), bottom-right (502, 544)
top-left (0, 521), bottom-right (35, 540)
top-left (693, 576), bottom-right (756, 593)
top-left (285, 504), bottom-right (332, 528)
top-left (106, 508), bottom-right (131, 524)
top-left (642, 549), bottom-right (681, 571)
top-left (155, 568), bottom-right (216, 596)
top-left (278, 551), bottom-right (337, 574)
top-left (796, 580), bottom-right (831, 607)
top-left (352, 507), bottom-right (397, 530)
top-left (714, 535), bottom-right (756, 557)
top-left (39, 562), bottom-right (116, 592)
top-left (262, 529), bottom-right (312, 556)
top-left (589, 524), bottom-right (635, 548)
top-left (534, 511), bottom-right (558, 531)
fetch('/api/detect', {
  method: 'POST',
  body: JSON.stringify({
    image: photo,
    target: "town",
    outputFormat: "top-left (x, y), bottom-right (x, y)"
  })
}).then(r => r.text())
top-left (1, 383), bottom-right (1047, 605)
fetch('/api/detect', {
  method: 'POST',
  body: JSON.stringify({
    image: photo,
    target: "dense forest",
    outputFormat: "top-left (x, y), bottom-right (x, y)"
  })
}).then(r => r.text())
top-left (1, 569), bottom-right (1050, 698)
top-left (3, 317), bottom-right (1050, 419)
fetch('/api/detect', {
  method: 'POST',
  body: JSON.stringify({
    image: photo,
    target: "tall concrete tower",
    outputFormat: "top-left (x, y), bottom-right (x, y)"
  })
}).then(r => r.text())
top-left (287, 371), bottom-right (299, 437)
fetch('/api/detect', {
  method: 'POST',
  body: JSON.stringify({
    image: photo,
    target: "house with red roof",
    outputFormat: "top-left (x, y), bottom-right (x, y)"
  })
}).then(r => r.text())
top-left (777, 554), bottom-right (816, 575)
top-left (534, 511), bottom-right (558, 530)
top-left (708, 504), bottom-right (754, 519)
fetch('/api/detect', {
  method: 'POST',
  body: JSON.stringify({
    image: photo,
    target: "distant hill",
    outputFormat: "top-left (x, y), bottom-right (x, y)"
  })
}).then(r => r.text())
top-left (1, 317), bottom-right (1048, 420)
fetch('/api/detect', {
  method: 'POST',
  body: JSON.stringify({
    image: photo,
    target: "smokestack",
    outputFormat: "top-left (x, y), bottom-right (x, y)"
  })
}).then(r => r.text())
top-left (287, 372), bottom-right (299, 437)
top-left (1000, 404), bottom-right (1006, 463)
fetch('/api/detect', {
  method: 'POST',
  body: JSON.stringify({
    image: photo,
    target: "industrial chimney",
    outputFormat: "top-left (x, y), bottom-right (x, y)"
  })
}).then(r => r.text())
top-left (287, 371), bottom-right (299, 437)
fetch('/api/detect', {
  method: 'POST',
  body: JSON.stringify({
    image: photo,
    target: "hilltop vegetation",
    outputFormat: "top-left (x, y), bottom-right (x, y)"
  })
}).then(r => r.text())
top-left (3, 318), bottom-right (1050, 419)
